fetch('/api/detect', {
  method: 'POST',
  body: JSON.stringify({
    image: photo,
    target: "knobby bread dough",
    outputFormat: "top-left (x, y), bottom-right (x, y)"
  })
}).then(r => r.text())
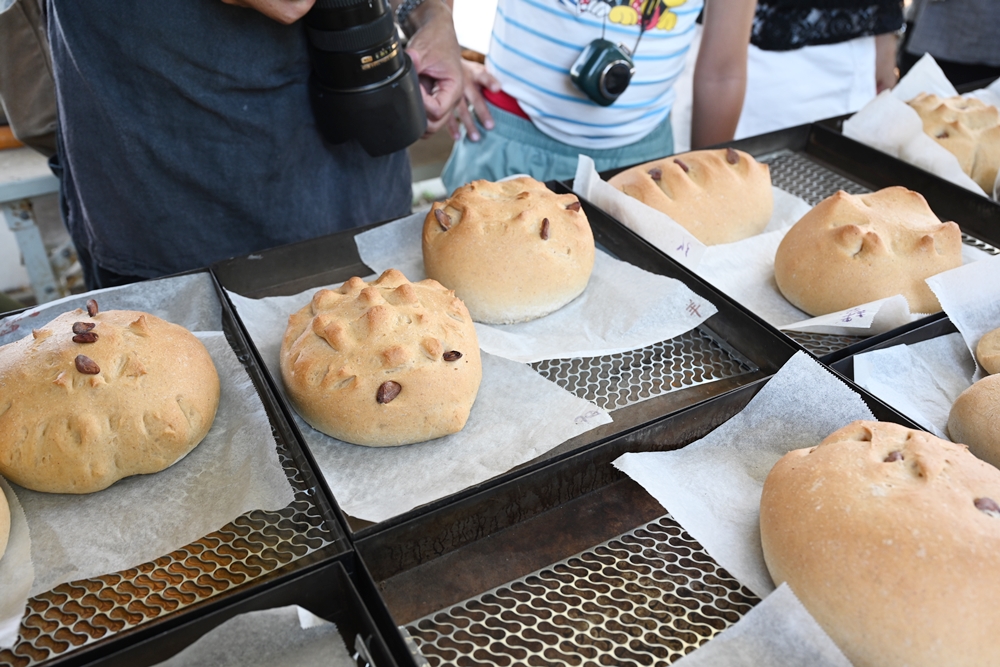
top-left (0, 307), bottom-right (220, 494)
top-left (760, 420), bottom-right (1000, 667)
top-left (908, 93), bottom-right (1000, 194)
top-left (774, 187), bottom-right (962, 316)
top-left (976, 326), bottom-right (1000, 375)
top-left (948, 373), bottom-right (1000, 469)
top-left (607, 148), bottom-right (773, 245)
top-left (422, 177), bottom-right (595, 324)
top-left (280, 269), bottom-right (482, 447)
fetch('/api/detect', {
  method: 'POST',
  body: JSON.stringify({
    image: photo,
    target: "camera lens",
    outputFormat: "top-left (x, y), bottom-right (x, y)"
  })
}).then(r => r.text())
top-left (306, 0), bottom-right (404, 91)
top-left (599, 60), bottom-right (633, 100)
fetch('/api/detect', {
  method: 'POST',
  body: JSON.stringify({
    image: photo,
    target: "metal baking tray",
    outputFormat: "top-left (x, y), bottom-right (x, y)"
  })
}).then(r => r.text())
top-left (828, 312), bottom-right (957, 381)
top-left (0, 272), bottom-right (350, 667)
top-left (572, 123), bottom-right (1000, 364)
top-left (354, 372), bottom-right (920, 667)
top-left (212, 199), bottom-right (802, 539)
top-left (81, 560), bottom-right (395, 667)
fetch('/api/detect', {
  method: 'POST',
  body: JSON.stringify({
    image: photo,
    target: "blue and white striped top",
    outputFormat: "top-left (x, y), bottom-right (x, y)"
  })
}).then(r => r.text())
top-left (487, 0), bottom-right (704, 149)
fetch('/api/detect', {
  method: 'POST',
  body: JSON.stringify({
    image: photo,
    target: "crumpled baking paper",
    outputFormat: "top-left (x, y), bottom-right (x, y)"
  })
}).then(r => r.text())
top-left (354, 211), bottom-right (717, 363)
top-left (671, 584), bottom-right (852, 667)
top-left (613, 351), bottom-right (873, 599)
top-left (844, 53), bottom-right (1000, 199)
top-left (0, 273), bottom-right (294, 650)
top-left (227, 287), bottom-right (612, 524)
top-left (0, 478), bottom-right (32, 648)
top-left (151, 605), bottom-right (353, 667)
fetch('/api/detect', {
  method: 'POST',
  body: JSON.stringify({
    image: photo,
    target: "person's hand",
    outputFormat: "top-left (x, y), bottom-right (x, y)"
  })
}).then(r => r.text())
top-left (447, 59), bottom-right (501, 142)
top-left (405, 0), bottom-right (464, 137)
top-left (220, 0), bottom-right (316, 24)
top-left (875, 32), bottom-right (900, 93)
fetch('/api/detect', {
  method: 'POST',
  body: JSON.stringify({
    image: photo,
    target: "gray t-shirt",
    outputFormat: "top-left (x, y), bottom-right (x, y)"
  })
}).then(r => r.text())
top-left (49, 0), bottom-right (412, 278)
top-left (906, 0), bottom-right (1000, 67)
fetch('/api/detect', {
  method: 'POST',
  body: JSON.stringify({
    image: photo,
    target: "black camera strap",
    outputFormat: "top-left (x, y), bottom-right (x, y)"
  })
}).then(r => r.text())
top-left (630, 0), bottom-right (659, 55)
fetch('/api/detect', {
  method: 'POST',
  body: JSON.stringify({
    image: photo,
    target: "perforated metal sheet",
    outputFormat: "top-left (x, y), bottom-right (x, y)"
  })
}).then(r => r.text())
top-left (0, 432), bottom-right (339, 667)
top-left (530, 328), bottom-right (756, 412)
top-left (405, 513), bottom-right (759, 666)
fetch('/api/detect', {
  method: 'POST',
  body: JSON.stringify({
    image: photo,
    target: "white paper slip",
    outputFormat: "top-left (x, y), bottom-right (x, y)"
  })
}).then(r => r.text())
top-left (0, 479), bottom-right (33, 649)
top-left (227, 287), bottom-right (612, 524)
top-left (853, 333), bottom-right (975, 438)
top-left (354, 211), bottom-right (717, 364)
top-left (613, 351), bottom-right (873, 599)
top-left (672, 584), bottom-right (852, 667)
top-left (152, 606), bottom-right (354, 667)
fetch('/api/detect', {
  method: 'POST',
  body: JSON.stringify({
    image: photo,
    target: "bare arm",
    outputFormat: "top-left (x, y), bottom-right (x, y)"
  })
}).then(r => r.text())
top-left (691, 0), bottom-right (756, 148)
top-left (401, 0), bottom-right (465, 136)
top-left (875, 32), bottom-right (899, 93)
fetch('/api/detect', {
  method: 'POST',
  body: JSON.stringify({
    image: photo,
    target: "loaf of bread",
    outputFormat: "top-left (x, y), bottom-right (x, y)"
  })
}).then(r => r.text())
top-left (760, 420), bottom-right (1000, 667)
top-left (948, 374), bottom-right (1000, 469)
top-left (280, 269), bottom-right (482, 447)
top-left (0, 301), bottom-right (220, 494)
top-left (0, 484), bottom-right (9, 561)
top-left (607, 148), bottom-right (773, 245)
top-left (976, 326), bottom-right (1000, 375)
top-left (422, 177), bottom-right (595, 324)
top-left (908, 93), bottom-right (1000, 194)
top-left (774, 187), bottom-right (962, 316)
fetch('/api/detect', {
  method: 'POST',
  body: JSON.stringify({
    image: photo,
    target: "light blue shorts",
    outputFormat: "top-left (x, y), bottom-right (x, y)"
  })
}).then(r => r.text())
top-left (441, 102), bottom-right (674, 194)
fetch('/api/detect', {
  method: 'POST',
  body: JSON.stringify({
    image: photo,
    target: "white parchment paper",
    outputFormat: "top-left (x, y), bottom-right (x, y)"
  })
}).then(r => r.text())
top-left (0, 274), bottom-right (294, 648)
top-left (844, 54), bottom-right (1000, 199)
top-left (354, 211), bottom-right (717, 363)
top-left (927, 253), bottom-right (1000, 381)
top-left (613, 351), bottom-right (874, 599)
top-left (152, 606), bottom-right (353, 667)
top-left (672, 584), bottom-right (852, 667)
top-left (0, 478), bottom-right (32, 648)
top-left (227, 287), bottom-right (612, 524)
top-left (853, 333), bottom-right (973, 438)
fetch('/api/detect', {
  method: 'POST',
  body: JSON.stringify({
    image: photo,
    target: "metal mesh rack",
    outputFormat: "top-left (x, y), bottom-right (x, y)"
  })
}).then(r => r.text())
top-left (0, 435), bottom-right (339, 667)
top-left (406, 513), bottom-right (759, 667)
top-left (530, 328), bottom-right (756, 412)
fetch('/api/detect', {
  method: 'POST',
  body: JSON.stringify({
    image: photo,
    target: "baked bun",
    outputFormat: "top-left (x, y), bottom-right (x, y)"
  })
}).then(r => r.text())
top-left (760, 420), bottom-right (1000, 667)
top-left (0, 303), bottom-right (220, 494)
top-left (422, 177), bottom-right (595, 324)
top-left (774, 187), bottom-right (962, 316)
top-left (948, 374), bottom-right (1000, 468)
top-left (607, 148), bottom-right (773, 245)
top-left (0, 484), bottom-right (9, 561)
top-left (908, 93), bottom-right (1000, 194)
top-left (280, 269), bottom-right (482, 447)
top-left (976, 326), bottom-right (1000, 375)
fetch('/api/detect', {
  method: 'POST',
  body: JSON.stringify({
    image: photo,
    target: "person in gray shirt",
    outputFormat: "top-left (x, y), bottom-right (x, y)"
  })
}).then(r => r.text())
top-left (48, 0), bottom-right (462, 288)
top-left (900, 0), bottom-right (1000, 85)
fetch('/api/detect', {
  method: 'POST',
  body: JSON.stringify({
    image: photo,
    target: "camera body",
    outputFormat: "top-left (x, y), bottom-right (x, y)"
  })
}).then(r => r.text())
top-left (569, 38), bottom-right (635, 107)
top-left (305, 0), bottom-right (426, 157)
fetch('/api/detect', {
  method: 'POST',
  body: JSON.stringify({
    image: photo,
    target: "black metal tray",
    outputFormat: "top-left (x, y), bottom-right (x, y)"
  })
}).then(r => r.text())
top-left (354, 369), bottom-right (920, 667)
top-left (212, 199), bottom-right (802, 539)
top-left (569, 122), bottom-right (999, 364)
top-left (829, 312), bottom-right (958, 381)
top-left (82, 560), bottom-right (395, 667)
top-left (0, 272), bottom-right (350, 667)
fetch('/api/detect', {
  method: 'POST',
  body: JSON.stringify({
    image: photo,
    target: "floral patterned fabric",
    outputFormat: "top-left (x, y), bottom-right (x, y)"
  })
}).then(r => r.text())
top-left (752, 0), bottom-right (903, 51)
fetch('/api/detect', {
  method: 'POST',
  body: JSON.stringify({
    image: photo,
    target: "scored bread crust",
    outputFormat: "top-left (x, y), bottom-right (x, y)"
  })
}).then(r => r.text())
top-left (422, 177), bottom-right (595, 324)
top-left (280, 269), bottom-right (483, 447)
top-left (976, 326), bottom-right (1000, 375)
top-left (773, 187), bottom-right (962, 316)
top-left (908, 93), bottom-right (1000, 194)
top-left (0, 309), bottom-right (220, 494)
top-left (607, 148), bottom-right (773, 245)
top-left (760, 420), bottom-right (1000, 667)
top-left (948, 374), bottom-right (1000, 469)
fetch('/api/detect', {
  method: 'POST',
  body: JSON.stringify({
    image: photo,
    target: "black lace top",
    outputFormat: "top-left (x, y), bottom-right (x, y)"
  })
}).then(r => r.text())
top-left (752, 0), bottom-right (904, 51)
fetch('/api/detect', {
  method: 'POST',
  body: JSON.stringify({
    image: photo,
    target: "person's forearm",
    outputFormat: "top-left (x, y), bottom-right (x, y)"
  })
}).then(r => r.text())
top-left (691, 0), bottom-right (755, 148)
top-left (875, 31), bottom-right (900, 93)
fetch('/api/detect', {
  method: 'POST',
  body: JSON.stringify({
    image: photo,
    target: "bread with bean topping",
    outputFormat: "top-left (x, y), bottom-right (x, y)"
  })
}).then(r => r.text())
top-left (976, 326), bottom-right (1000, 375)
top-left (908, 93), bottom-right (1000, 194)
top-left (280, 269), bottom-right (482, 447)
top-left (760, 420), bottom-right (1000, 667)
top-left (0, 303), bottom-right (220, 494)
top-left (948, 374), bottom-right (1000, 469)
top-left (607, 148), bottom-right (773, 245)
top-left (422, 177), bottom-right (595, 324)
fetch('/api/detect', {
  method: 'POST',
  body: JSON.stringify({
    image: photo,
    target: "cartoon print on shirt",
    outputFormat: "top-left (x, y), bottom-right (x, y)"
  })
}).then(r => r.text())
top-left (562, 0), bottom-right (689, 31)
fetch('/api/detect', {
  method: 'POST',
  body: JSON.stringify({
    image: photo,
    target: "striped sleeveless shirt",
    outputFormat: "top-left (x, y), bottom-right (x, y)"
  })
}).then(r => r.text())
top-left (487, 0), bottom-right (704, 149)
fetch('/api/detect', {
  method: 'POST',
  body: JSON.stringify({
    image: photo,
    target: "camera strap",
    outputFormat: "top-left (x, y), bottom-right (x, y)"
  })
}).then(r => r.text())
top-left (630, 0), bottom-right (659, 55)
